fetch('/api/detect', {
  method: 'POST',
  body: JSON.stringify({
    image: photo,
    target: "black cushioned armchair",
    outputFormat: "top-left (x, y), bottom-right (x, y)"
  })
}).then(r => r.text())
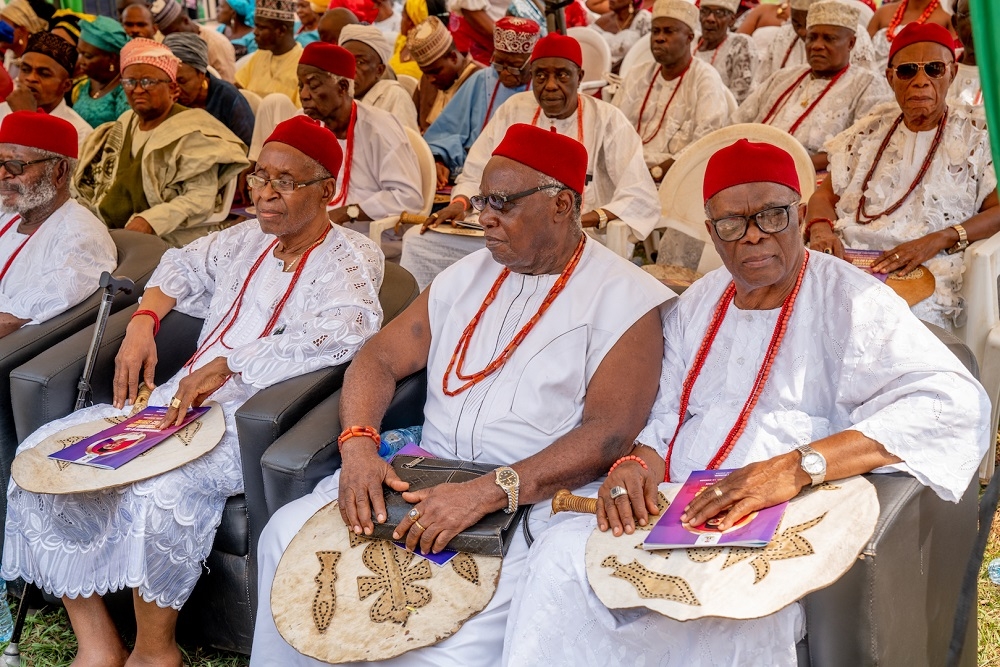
top-left (0, 230), bottom-right (167, 554)
top-left (9, 262), bottom-right (419, 654)
top-left (258, 322), bottom-right (980, 667)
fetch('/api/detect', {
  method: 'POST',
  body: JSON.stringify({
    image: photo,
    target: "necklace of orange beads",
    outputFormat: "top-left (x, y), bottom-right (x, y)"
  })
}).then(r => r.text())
top-left (887, 0), bottom-right (940, 42)
top-left (442, 234), bottom-right (587, 397)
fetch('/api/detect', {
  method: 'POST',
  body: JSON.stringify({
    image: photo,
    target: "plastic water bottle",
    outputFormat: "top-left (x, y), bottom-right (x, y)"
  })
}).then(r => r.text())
top-left (0, 579), bottom-right (14, 643)
top-left (378, 426), bottom-right (422, 462)
top-left (988, 558), bottom-right (1000, 585)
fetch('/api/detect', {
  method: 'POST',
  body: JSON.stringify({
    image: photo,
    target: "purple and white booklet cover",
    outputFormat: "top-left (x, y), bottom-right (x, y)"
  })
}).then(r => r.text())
top-left (389, 441), bottom-right (459, 566)
top-left (48, 406), bottom-right (210, 470)
top-left (643, 469), bottom-right (787, 550)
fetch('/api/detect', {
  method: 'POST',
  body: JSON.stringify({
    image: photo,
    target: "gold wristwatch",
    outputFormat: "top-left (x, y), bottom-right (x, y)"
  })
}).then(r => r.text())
top-left (595, 208), bottom-right (609, 230)
top-left (946, 224), bottom-right (969, 254)
top-left (494, 466), bottom-right (520, 514)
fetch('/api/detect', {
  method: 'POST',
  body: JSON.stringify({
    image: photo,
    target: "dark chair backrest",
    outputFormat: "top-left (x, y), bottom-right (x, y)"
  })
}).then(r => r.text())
top-left (380, 263), bottom-right (419, 323)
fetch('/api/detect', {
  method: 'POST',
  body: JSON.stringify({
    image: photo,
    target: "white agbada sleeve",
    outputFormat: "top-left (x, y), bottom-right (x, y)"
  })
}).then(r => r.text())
top-left (348, 106), bottom-right (424, 220)
top-left (145, 231), bottom-right (222, 319)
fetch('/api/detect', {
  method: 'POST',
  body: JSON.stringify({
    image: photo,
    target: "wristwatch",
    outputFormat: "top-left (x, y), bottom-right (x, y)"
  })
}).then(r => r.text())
top-left (595, 208), bottom-right (609, 230)
top-left (795, 444), bottom-right (827, 486)
top-left (650, 165), bottom-right (663, 181)
top-left (346, 204), bottom-right (360, 223)
top-left (946, 224), bottom-right (969, 254)
top-left (494, 466), bottom-right (520, 514)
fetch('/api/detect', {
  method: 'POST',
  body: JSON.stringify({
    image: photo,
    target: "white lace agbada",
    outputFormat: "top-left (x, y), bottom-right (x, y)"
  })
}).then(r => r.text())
top-left (504, 251), bottom-right (989, 667)
top-left (614, 57), bottom-right (733, 166)
top-left (736, 64), bottom-right (892, 154)
top-left (694, 32), bottom-right (758, 104)
top-left (592, 10), bottom-right (652, 68)
top-left (2, 221), bottom-right (384, 609)
top-left (0, 199), bottom-right (116, 326)
top-left (827, 103), bottom-right (996, 329)
top-left (948, 62), bottom-right (982, 107)
top-left (363, 78), bottom-right (420, 132)
top-left (755, 23), bottom-right (877, 85)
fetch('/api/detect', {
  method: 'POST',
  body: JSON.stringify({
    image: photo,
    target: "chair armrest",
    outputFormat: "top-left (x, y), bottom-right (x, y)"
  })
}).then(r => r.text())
top-left (369, 216), bottom-right (401, 246)
top-left (10, 306), bottom-right (202, 443)
top-left (801, 472), bottom-right (978, 667)
top-left (260, 370), bottom-right (427, 516)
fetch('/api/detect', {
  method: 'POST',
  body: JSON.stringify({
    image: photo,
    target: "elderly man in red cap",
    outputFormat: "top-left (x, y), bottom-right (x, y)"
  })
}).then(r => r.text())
top-left (251, 122), bottom-right (673, 665)
top-left (3, 115), bottom-right (385, 667)
top-left (504, 137), bottom-right (989, 666)
top-left (401, 32), bottom-right (662, 291)
top-left (0, 110), bottom-right (115, 338)
top-left (424, 17), bottom-right (540, 190)
top-left (807, 22), bottom-right (998, 330)
top-left (73, 38), bottom-right (249, 248)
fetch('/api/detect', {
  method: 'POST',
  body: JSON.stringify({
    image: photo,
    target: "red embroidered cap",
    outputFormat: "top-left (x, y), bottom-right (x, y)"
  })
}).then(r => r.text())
top-left (703, 139), bottom-right (800, 204)
top-left (888, 22), bottom-right (955, 65)
top-left (299, 41), bottom-right (357, 79)
top-left (492, 124), bottom-right (588, 194)
top-left (530, 33), bottom-right (583, 68)
top-left (264, 115), bottom-right (344, 178)
top-left (0, 110), bottom-right (78, 159)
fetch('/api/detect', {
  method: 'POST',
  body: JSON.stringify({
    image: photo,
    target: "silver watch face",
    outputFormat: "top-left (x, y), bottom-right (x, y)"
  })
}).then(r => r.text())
top-left (801, 452), bottom-right (825, 475)
top-left (347, 205), bottom-right (360, 218)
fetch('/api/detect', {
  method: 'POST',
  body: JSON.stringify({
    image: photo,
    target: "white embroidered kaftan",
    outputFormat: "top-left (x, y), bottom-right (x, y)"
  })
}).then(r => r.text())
top-left (505, 250), bottom-right (989, 666)
top-left (736, 63), bottom-right (892, 154)
top-left (2, 221), bottom-right (384, 609)
top-left (363, 78), bottom-right (420, 132)
top-left (755, 23), bottom-right (877, 85)
top-left (592, 10), bottom-right (652, 69)
top-left (401, 91), bottom-right (663, 290)
top-left (694, 32), bottom-right (758, 104)
top-left (0, 199), bottom-right (116, 326)
top-left (613, 57), bottom-right (733, 167)
top-left (827, 103), bottom-right (996, 329)
top-left (250, 239), bottom-right (674, 666)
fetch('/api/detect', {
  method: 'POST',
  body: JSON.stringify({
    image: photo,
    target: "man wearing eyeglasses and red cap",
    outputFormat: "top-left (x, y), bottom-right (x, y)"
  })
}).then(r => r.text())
top-left (505, 137), bottom-right (989, 666)
top-left (807, 21), bottom-right (999, 331)
top-left (251, 123), bottom-right (673, 665)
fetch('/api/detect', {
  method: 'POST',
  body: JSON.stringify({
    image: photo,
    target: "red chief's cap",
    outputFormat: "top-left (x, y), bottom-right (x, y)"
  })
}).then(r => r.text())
top-left (0, 110), bottom-right (78, 159)
top-left (299, 41), bottom-right (357, 79)
top-left (492, 124), bottom-right (588, 194)
top-left (703, 139), bottom-right (799, 204)
top-left (530, 33), bottom-right (583, 69)
top-left (264, 115), bottom-right (344, 178)
top-left (888, 22), bottom-right (956, 65)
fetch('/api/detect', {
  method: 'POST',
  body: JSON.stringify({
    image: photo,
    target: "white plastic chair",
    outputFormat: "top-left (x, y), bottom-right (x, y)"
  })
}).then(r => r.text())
top-left (567, 27), bottom-right (612, 96)
top-left (205, 175), bottom-right (238, 225)
top-left (618, 34), bottom-right (653, 80)
top-left (367, 127), bottom-right (436, 248)
top-left (397, 74), bottom-right (419, 98)
top-left (239, 88), bottom-right (262, 115)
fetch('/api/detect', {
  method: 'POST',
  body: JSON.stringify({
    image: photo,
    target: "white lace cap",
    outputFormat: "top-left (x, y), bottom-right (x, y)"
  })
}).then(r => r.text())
top-left (807, 0), bottom-right (861, 30)
top-left (789, 0), bottom-right (816, 11)
top-left (701, 0), bottom-right (740, 13)
top-left (652, 0), bottom-right (699, 33)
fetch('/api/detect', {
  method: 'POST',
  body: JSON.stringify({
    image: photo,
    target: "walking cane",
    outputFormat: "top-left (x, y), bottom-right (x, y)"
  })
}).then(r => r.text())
top-left (3, 271), bottom-right (135, 667)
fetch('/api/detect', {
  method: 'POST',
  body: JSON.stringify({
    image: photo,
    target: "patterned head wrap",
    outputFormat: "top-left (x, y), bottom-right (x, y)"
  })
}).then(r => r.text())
top-left (120, 36), bottom-right (180, 81)
top-left (255, 0), bottom-right (297, 22)
top-left (23, 31), bottom-right (78, 76)
top-left (225, 0), bottom-right (255, 27)
top-left (164, 32), bottom-right (208, 72)
top-left (493, 17), bottom-right (539, 55)
top-left (52, 11), bottom-right (85, 40)
top-left (79, 15), bottom-right (129, 54)
top-left (407, 16), bottom-right (452, 67)
top-left (0, 0), bottom-right (51, 34)
top-left (403, 0), bottom-right (428, 24)
top-left (150, 0), bottom-right (184, 28)
top-left (339, 24), bottom-right (392, 65)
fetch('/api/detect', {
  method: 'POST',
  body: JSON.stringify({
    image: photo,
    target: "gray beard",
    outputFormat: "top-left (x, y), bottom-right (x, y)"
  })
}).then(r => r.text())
top-left (0, 175), bottom-right (57, 215)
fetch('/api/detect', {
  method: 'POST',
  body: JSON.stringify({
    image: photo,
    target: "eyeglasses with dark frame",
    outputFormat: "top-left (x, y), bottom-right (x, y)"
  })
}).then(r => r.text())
top-left (470, 184), bottom-right (565, 212)
top-left (122, 77), bottom-right (173, 91)
top-left (709, 202), bottom-right (799, 242)
top-left (246, 173), bottom-right (327, 194)
top-left (0, 156), bottom-right (58, 176)
top-left (699, 6), bottom-right (732, 19)
top-left (891, 61), bottom-right (951, 81)
top-left (490, 55), bottom-right (530, 74)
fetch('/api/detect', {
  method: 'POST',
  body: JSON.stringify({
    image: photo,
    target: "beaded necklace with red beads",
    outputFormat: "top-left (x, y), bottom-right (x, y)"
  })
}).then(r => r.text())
top-left (662, 252), bottom-right (810, 482)
top-left (635, 61), bottom-right (691, 145)
top-left (530, 96), bottom-right (584, 143)
top-left (443, 235), bottom-right (587, 397)
top-left (779, 35), bottom-right (800, 69)
top-left (0, 215), bottom-right (33, 283)
top-left (760, 65), bottom-right (850, 136)
top-left (697, 34), bottom-right (728, 67)
top-left (887, 0), bottom-right (940, 42)
top-left (329, 102), bottom-right (357, 207)
top-left (184, 225), bottom-right (332, 371)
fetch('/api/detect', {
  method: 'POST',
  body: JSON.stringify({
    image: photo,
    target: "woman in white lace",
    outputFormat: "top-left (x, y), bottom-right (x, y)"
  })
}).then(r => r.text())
top-left (591, 0), bottom-right (652, 71)
top-left (1, 118), bottom-right (385, 666)
top-left (806, 23), bottom-right (998, 330)
top-left (867, 0), bottom-right (955, 70)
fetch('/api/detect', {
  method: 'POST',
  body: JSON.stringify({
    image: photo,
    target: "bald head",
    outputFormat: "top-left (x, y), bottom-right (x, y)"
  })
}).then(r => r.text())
top-left (319, 8), bottom-right (359, 44)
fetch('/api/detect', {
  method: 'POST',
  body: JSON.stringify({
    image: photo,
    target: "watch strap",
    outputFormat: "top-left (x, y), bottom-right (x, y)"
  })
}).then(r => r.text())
top-left (595, 208), bottom-right (609, 230)
top-left (947, 224), bottom-right (969, 254)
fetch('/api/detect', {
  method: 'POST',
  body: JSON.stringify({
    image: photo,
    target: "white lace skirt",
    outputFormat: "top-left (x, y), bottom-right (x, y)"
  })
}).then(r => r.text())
top-left (1, 377), bottom-right (246, 610)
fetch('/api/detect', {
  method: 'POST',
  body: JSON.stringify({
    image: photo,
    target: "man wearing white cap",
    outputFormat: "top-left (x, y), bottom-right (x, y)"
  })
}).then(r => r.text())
top-left (339, 24), bottom-right (419, 132)
top-left (423, 16), bottom-right (540, 189)
top-left (755, 0), bottom-right (877, 84)
top-left (408, 16), bottom-right (482, 131)
top-left (736, 0), bottom-right (891, 171)
top-left (694, 0), bottom-right (758, 104)
top-left (613, 0), bottom-right (732, 184)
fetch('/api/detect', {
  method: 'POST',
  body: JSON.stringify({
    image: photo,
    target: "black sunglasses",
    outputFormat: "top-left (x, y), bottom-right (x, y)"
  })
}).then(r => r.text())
top-left (470, 185), bottom-right (564, 212)
top-left (892, 61), bottom-right (951, 80)
top-left (0, 157), bottom-right (58, 176)
top-left (709, 203), bottom-right (798, 242)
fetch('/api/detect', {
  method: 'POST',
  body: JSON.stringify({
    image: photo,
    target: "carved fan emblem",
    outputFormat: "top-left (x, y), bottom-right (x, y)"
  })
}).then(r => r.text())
top-left (357, 541), bottom-right (433, 625)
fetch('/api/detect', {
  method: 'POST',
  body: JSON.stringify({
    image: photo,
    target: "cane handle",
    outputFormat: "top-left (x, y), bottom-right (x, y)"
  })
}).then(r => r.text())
top-left (128, 383), bottom-right (153, 417)
top-left (551, 489), bottom-right (598, 515)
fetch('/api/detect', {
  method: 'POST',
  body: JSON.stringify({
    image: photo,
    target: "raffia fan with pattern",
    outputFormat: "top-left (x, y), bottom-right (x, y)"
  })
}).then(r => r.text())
top-left (585, 475), bottom-right (878, 620)
top-left (271, 500), bottom-right (501, 663)
top-left (11, 402), bottom-right (225, 494)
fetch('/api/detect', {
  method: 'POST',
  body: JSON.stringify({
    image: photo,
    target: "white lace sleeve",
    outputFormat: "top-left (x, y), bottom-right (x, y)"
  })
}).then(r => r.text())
top-left (635, 300), bottom-right (684, 458)
top-left (145, 227), bottom-right (228, 319)
top-left (724, 34), bottom-right (758, 104)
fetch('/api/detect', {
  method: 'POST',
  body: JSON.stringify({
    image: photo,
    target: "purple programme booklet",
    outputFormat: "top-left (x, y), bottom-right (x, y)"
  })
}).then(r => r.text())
top-left (843, 248), bottom-right (889, 283)
top-left (643, 469), bottom-right (788, 550)
top-left (48, 406), bottom-right (210, 470)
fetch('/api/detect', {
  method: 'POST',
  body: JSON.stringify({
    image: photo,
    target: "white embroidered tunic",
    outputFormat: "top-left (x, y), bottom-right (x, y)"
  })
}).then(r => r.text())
top-left (755, 23), bottom-right (877, 85)
top-left (736, 63), bottom-right (892, 154)
top-left (614, 57), bottom-right (733, 166)
top-left (363, 78), bottom-right (420, 132)
top-left (827, 103), bottom-right (996, 329)
top-left (694, 32), bottom-right (758, 104)
top-left (0, 199), bottom-right (116, 326)
top-left (504, 251), bottom-right (989, 667)
top-left (592, 10), bottom-right (652, 68)
top-left (2, 221), bottom-right (384, 609)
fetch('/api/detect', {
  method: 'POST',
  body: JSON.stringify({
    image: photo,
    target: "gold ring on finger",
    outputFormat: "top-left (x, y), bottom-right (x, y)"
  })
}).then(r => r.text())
top-left (413, 519), bottom-right (426, 532)
top-left (713, 487), bottom-right (723, 499)
top-left (169, 397), bottom-right (181, 409)
top-left (893, 252), bottom-right (900, 261)
top-left (407, 508), bottom-right (420, 520)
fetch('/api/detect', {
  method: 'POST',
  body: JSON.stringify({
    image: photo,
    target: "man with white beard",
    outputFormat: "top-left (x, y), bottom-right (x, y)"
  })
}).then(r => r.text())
top-left (0, 110), bottom-right (116, 338)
